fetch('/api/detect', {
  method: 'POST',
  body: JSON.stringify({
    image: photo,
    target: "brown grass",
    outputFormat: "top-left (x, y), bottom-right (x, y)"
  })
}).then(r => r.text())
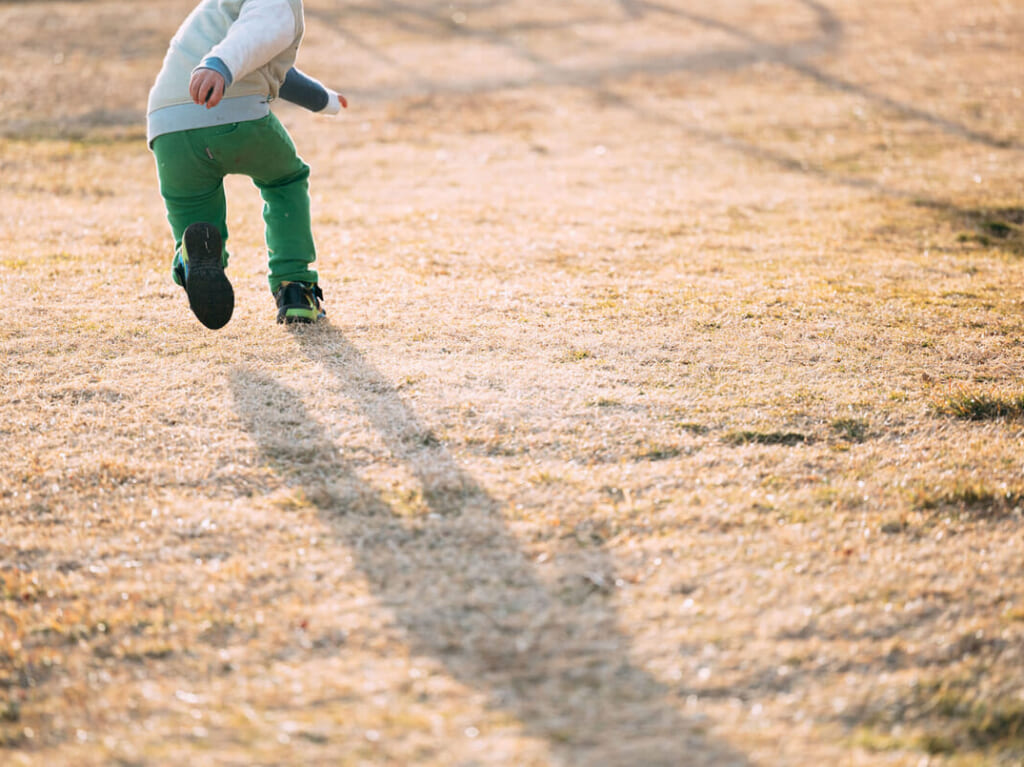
top-left (2, 0), bottom-right (1024, 765)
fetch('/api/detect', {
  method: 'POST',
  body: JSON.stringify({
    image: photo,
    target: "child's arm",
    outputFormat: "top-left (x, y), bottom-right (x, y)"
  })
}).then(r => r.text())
top-left (279, 68), bottom-right (348, 114)
top-left (187, 0), bottom-right (346, 113)
top-left (192, 0), bottom-right (298, 103)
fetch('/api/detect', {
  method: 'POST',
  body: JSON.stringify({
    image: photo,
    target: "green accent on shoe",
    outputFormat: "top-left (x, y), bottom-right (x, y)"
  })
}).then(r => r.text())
top-left (172, 253), bottom-right (186, 287)
top-left (275, 281), bottom-right (325, 325)
top-left (286, 307), bottom-right (318, 322)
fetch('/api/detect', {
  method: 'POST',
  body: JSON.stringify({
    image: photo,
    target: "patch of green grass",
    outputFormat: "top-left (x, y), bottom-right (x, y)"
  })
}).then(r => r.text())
top-left (981, 220), bottom-right (1014, 239)
top-left (723, 430), bottom-right (809, 447)
top-left (956, 206), bottom-right (1024, 255)
top-left (529, 471), bottom-right (563, 485)
top-left (931, 386), bottom-right (1024, 420)
top-left (830, 417), bottom-right (868, 443)
top-left (957, 231), bottom-right (992, 248)
top-left (633, 443), bottom-right (684, 461)
top-left (918, 732), bottom-right (957, 755)
top-left (849, 726), bottom-right (913, 753)
top-left (858, 675), bottom-right (1024, 761)
top-left (880, 517), bottom-right (909, 534)
top-left (557, 349), bottom-right (594, 363)
top-left (676, 422), bottom-right (709, 435)
top-left (911, 478), bottom-right (1024, 516)
top-left (915, 677), bottom-right (1024, 755)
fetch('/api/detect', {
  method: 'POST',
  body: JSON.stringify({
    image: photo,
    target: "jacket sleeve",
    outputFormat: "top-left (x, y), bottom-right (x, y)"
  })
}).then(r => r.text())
top-left (279, 68), bottom-right (343, 114)
top-left (204, 0), bottom-right (297, 85)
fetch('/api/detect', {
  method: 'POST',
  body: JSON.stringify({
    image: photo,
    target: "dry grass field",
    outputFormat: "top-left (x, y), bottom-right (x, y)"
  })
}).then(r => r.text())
top-left (2, 0), bottom-right (1024, 764)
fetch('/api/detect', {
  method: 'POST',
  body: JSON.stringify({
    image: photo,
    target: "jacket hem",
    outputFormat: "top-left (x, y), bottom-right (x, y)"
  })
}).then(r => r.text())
top-left (147, 95), bottom-right (270, 146)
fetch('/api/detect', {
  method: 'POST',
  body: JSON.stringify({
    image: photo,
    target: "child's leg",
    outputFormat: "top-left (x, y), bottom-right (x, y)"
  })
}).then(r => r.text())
top-left (151, 130), bottom-right (230, 273)
top-left (258, 165), bottom-right (318, 292)
top-left (208, 114), bottom-right (319, 292)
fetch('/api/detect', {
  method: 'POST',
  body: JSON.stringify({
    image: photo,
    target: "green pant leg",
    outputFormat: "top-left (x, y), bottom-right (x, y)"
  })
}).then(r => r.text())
top-left (151, 130), bottom-right (230, 268)
top-left (257, 165), bottom-right (318, 291)
top-left (204, 114), bottom-right (318, 292)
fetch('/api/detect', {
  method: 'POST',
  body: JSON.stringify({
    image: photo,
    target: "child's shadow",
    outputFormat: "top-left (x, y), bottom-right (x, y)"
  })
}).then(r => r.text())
top-left (229, 323), bottom-right (750, 766)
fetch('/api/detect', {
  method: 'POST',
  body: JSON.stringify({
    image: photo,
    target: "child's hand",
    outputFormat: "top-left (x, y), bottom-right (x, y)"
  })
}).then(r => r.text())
top-left (189, 69), bottom-right (226, 109)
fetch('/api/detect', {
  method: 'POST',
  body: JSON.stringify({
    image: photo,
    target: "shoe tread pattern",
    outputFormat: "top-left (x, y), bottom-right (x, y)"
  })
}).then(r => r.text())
top-left (183, 223), bottom-right (234, 330)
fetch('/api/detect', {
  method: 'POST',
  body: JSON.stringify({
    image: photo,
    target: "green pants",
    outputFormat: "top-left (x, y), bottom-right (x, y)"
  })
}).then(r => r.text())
top-left (152, 113), bottom-right (318, 292)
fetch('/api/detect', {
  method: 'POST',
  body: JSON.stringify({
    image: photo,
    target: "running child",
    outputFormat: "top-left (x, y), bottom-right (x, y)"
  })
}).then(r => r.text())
top-left (147, 0), bottom-right (346, 328)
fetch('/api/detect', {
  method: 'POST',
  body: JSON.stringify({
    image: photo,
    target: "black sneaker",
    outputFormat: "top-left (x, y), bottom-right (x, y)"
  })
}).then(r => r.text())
top-left (181, 222), bottom-right (234, 330)
top-left (275, 281), bottom-right (325, 324)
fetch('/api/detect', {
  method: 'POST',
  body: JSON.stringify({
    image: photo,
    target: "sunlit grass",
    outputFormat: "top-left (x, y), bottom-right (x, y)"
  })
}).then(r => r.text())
top-left (2, 1), bottom-right (1024, 764)
top-left (930, 385), bottom-right (1024, 421)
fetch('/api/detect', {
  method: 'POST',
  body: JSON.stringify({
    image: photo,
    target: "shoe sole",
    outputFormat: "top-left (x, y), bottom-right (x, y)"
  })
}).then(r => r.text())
top-left (183, 223), bottom-right (234, 330)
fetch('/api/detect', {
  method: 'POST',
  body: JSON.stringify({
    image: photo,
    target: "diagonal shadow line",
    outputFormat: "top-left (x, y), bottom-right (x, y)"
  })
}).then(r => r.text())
top-left (315, 1), bottom-right (637, 36)
top-left (642, 0), bottom-right (1017, 150)
top-left (228, 327), bottom-right (753, 766)
top-left (782, 59), bottom-right (1017, 150)
top-left (308, 0), bottom-right (1016, 151)
top-left (617, 0), bottom-right (645, 20)
top-left (331, 45), bottom-right (811, 102)
top-left (307, 0), bottom-right (843, 101)
top-left (329, 28), bottom-right (429, 87)
top-left (364, 0), bottom-right (584, 77)
top-left (593, 81), bottom-right (1011, 231)
top-left (637, 0), bottom-right (839, 38)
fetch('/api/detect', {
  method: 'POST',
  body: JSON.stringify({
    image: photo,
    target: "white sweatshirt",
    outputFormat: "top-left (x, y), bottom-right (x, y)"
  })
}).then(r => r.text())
top-left (147, 0), bottom-right (339, 144)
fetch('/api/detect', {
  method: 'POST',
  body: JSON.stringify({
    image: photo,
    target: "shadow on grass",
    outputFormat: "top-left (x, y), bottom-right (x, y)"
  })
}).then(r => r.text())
top-left (309, 0), bottom-right (1015, 152)
top-left (306, 0), bottom-right (1021, 245)
top-left (228, 323), bottom-right (751, 766)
